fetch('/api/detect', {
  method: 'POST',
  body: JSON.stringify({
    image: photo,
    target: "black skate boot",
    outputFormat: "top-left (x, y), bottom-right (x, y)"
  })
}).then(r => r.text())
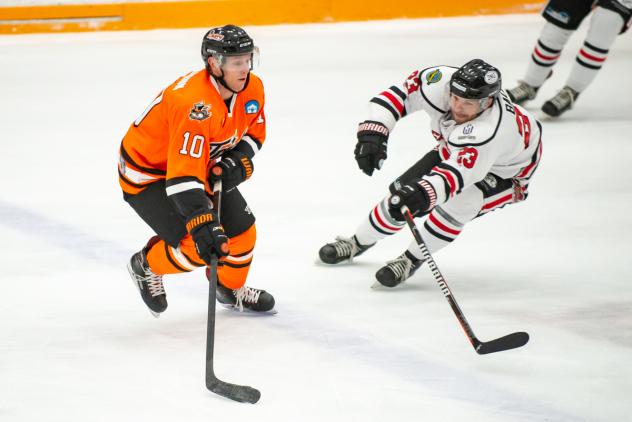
top-left (319, 235), bottom-right (374, 264)
top-left (541, 86), bottom-right (579, 117)
top-left (127, 249), bottom-right (167, 317)
top-left (215, 281), bottom-right (276, 313)
top-left (374, 251), bottom-right (423, 288)
top-left (506, 81), bottom-right (539, 105)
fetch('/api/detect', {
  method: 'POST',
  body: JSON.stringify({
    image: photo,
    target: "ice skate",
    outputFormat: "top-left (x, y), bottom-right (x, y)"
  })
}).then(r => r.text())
top-left (506, 81), bottom-right (539, 105)
top-left (541, 86), bottom-right (579, 117)
top-left (127, 250), bottom-right (167, 318)
top-left (318, 235), bottom-right (374, 264)
top-left (216, 282), bottom-right (276, 314)
top-left (373, 251), bottom-right (423, 288)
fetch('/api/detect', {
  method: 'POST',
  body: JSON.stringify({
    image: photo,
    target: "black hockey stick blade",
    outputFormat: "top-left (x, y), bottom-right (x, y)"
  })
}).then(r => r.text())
top-left (474, 331), bottom-right (529, 355)
top-left (207, 377), bottom-right (261, 404)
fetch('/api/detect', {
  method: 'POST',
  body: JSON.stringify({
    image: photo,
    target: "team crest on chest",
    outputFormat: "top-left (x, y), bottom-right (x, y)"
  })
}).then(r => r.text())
top-left (189, 101), bottom-right (211, 121)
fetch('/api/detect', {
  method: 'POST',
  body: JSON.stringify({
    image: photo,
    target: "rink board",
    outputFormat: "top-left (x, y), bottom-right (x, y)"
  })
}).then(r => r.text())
top-left (0, 0), bottom-right (544, 34)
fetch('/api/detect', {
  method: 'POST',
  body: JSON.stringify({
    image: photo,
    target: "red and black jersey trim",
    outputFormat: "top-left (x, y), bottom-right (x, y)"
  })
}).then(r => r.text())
top-left (584, 41), bottom-right (608, 54)
top-left (431, 162), bottom-right (464, 197)
top-left (576, 41), bottom-right (609, 70)
top-left (538, 40), bottom-right (562, 55)
top-left (447, 97), bottom-right (502, 148)
top-left (371, 85), bottom-right (409, 121)
top-left (531, 40), bottom-right (561, 67)
top-left (423, 221), bottom-right (455, 243)
top-left (369, 212), bottom-right (392, 235)
top-left (370, 97), bottom-right (400, 121)
top-left (120, 143), bottom-right (167, 176)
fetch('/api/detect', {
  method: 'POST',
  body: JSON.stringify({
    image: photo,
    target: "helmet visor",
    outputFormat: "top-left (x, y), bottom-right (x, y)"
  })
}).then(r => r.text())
top-left (218, 46), bottom-right (260, 71)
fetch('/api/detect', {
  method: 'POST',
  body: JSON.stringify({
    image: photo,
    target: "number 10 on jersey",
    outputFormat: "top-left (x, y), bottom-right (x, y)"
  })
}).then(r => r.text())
top-left (179, 132), bottom-right (205, 158)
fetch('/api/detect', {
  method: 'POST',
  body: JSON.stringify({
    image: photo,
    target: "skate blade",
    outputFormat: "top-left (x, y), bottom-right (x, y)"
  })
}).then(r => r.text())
top-left (218, 302), bottom-right (278, 315)
top-left (127, 262), bottom-right (161, 319)
top-left (538, 111), bottom-right (557, 121)
top-left (370, 280), bottom-right (404, 290)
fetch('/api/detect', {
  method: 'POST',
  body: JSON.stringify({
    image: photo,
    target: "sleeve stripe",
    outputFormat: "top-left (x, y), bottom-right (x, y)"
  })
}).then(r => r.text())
top-left (438, 162), bottom-right (464, 191)
top-left (432, 168), bottom-right (456, 197)
top-left (120, 144), bottom-right (166, 176)
top-left (380, 90), bottom-right (404, 116)
top-left (165, 180), bottom-right (205, 196)
top-left (390, 85), bottom-right (407, 102)
top-left (370, 97), bottom-right (400, 121)
top-left (242, 135), bottom-right (261, 155)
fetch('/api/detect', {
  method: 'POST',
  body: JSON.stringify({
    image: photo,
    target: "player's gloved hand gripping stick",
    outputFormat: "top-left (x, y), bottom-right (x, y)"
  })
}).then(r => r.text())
top-left (390, 195), bottom-right (529, 355)
top-left (205, 166), bottom-right (261, 402)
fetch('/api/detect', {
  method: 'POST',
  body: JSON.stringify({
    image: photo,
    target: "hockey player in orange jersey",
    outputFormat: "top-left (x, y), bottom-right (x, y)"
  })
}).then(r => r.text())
top-left (119, 25), bottom-right (275, 316)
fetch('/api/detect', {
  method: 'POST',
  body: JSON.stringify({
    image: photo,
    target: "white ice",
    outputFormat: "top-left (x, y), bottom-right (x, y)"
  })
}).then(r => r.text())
top-left (1, 14), bottom-right (631, 422)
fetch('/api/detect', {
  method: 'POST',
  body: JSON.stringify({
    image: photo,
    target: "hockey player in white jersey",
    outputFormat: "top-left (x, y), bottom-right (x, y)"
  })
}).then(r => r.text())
top-left (318, 59), bottom-right (543, 287)
top-left (507, 0), bottom-right (631, 117)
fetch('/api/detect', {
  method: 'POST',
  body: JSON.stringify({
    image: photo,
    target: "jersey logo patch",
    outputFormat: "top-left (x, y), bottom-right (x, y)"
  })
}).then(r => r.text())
top-left (245, 100), bottom-right (259, 114)
top-left (189, 101), bottom-right (211, 121)
top-left (457, 147), bottom-right (478, 169)
top-left (426, 69), bottom-right (442, 85)
top-left (463, 124), bottom-right (474, 135)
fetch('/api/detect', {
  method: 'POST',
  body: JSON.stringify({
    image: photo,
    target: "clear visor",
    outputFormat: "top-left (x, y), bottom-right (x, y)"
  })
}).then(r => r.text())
top-left (217, 46), bottom-right (260, 71)
top-left (450, 93), bottom-right (488, 111)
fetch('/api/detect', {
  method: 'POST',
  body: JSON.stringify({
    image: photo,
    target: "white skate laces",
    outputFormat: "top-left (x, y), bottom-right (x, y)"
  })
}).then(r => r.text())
top-left (131, 262), bottom-right (165, 297)
top-left (332, 236), bottom-right (360, 261)
top-left (384, 254), bottom-right (415, 281)
top-left (145, 273), bottom-right (165, 297)
top-left (232, 286), bottom-right (262, 312)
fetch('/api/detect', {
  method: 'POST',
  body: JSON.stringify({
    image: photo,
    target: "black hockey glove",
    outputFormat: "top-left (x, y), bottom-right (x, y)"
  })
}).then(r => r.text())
top-left (209, 150), bottom-right (253, 190)
top-left (185, 210), bottom-right (229, 265)
top-left (354, 120), bottom-right (389, 176)
top-left (388, 179), bottom-right (437, 222)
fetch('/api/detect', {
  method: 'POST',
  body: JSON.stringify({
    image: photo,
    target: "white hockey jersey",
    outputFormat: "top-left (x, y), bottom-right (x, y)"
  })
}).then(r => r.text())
top-left (367, 65), bottom-right (543, 207)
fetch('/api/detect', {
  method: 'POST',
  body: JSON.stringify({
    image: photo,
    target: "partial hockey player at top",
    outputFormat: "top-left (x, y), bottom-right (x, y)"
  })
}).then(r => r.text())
top-left (507, 0), bottom-right (632, 117)
top-left (319, 59), bottom-right (543, 288)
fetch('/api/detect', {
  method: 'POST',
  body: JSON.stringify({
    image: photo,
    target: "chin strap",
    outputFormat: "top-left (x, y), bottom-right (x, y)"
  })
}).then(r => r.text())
top-left (214, 70), bottom-right (251, 94)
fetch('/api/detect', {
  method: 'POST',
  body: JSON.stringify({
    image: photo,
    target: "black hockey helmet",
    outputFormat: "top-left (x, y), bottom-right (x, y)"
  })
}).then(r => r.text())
top-left (201, 24), bottom-right (255, 69)
top-left (450, 59), bottom-right (502, 100)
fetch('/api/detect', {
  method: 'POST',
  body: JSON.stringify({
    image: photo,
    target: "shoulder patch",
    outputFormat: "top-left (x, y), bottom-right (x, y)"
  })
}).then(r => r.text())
top-left (426, 69), bottom-right (442, 85)
top-left (245, 100), bottom-right (259, 114)
top-left (189, 101), bottom-right (211, 121)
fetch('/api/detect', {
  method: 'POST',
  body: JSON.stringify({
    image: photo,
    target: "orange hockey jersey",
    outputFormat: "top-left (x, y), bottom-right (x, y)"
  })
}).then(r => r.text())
top-left (118, 70), bottom-right (266, 200)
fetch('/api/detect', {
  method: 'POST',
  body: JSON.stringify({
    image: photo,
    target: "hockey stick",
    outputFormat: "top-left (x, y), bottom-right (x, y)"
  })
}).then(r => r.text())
top-left (205, 171), bottom-right (261, 403)
top-left (393, 199), bottom-right (529, 355)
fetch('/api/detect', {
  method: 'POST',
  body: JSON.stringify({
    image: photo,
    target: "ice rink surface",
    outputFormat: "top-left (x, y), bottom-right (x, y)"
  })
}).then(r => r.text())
top-left (1, 13), bottom-right (631, 422)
